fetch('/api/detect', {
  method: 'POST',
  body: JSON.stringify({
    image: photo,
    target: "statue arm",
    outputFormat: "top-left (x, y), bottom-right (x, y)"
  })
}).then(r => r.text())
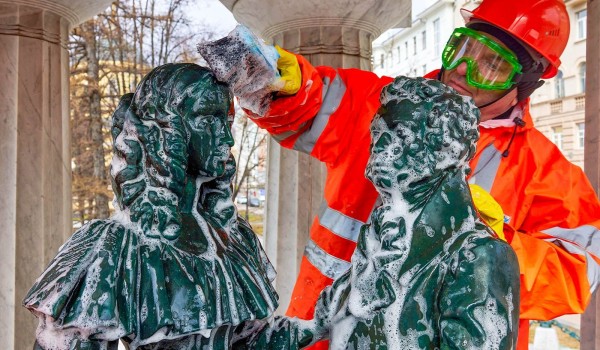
top-left (228, 316), bottom-right (319, 350)
top-left (438, 239), bottom-right (520, 350)
top-left (229, 271), bottom-right (354, 349)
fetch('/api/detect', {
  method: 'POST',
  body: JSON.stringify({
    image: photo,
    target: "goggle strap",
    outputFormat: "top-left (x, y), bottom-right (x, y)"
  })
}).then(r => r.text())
top-left (513, 72), bottom-right (544, 84)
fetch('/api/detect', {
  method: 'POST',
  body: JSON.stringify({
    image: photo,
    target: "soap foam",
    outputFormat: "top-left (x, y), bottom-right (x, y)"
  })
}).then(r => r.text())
top-left (198, 25), bottom-right (281, 116)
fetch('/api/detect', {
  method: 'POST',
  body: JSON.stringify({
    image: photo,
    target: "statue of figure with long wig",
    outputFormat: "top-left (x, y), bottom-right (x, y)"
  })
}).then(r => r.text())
top-left (23, 63), bottom-right (278, 350)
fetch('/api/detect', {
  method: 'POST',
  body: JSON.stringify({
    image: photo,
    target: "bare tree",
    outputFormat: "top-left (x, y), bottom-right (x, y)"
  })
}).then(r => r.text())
top-left (231, 106), bottom-right (268, 203)
top-left (70, 21), bottom-right (112, 223)
top-left (69, 0), bottom-right (219, 228)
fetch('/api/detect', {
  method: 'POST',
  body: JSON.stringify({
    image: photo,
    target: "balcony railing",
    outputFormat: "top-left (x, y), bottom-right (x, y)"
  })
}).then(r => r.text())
top-left (531, 94), bottom-right (586, 117)
top-left (550, 101), bottom-right (563, 114)
top-left (575, 96), bottom-right (585, 110)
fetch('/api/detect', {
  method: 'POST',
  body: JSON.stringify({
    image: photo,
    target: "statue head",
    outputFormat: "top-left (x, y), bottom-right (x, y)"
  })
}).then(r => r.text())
top-left (366, 77), bottom-right (479, 206)
top-left (109, 64), bottom-right (234, 239)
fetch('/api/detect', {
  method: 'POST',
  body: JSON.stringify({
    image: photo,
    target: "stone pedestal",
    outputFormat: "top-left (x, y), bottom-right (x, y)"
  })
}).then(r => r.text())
top-left (582, 0), bottom-right (600, 347)
top-left (219, 0), bottom-right (412, 312)
top-left (0, 1), bottom-right (111, 349)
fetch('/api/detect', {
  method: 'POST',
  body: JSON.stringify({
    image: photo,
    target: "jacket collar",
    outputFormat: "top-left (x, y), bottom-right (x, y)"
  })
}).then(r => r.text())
top-left (480, 100), bottom-right (534, 133)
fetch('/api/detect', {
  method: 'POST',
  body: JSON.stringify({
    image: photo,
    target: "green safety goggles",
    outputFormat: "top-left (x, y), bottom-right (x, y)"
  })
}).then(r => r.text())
top-left (442, 27), bottom-right (523, 90)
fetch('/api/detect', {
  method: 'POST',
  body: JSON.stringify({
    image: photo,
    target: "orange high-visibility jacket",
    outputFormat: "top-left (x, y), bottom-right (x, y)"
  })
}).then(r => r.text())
top-left (247, 54), bottom-right (600, 348)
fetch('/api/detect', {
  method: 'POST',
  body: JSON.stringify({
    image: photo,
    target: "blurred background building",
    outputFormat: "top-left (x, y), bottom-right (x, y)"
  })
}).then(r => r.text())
top-left (373, 0), bottom-right (589, 169)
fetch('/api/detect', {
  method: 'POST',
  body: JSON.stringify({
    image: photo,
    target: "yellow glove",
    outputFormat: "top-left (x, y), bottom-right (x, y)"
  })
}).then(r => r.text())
top-left (469, 184), bottom-right (506, 241)
top-left (275, 45), bottom-right (301, 95)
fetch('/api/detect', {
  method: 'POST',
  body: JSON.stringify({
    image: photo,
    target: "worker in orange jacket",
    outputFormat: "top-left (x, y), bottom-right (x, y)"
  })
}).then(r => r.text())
top-left (203, 0), bottom-right (600, 348)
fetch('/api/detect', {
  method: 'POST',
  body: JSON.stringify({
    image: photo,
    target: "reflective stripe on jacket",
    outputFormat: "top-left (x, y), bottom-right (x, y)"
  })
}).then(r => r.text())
top-left (247, 55), bottom-right (600, 348)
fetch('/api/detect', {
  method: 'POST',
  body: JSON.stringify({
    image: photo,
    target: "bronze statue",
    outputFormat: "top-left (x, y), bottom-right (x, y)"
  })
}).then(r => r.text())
top-left (232, 76), bottom-right (520, 349)
top-left (23, 63), bottom-right (277, 350)
top-left (24, 64), bottom-right (519, 349)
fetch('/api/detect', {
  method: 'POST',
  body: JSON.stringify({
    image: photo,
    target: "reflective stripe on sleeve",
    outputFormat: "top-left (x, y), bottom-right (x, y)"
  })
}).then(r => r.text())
top-left (544, 225), bottom-right (600, 258)
top-left (544, 236), bottom-right (600, 292)
top-left (293, 73), bottom-right (346, 154)
top-left (272, 128), bottom-right (303, 143)
top-left (318, 201), bottom-right (366, 242)
top-left (468, 143), bottom-right (502, 193)
top-left (304, 239), bottom-right (351, 280)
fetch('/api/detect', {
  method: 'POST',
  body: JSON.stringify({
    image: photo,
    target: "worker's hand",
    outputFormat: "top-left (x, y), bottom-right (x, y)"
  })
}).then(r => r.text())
top-left (274, 45), bottom-right (301, 95)
top-left (198, 25), bottom-right (284, 115)
top-left (469, 184), bottom-right (506, 241)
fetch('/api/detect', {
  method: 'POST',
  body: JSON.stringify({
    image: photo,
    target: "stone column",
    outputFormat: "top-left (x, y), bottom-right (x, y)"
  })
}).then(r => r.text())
top-left (0, 1), bottom-right (110, 348)
top-left (582, 0), bottom-right (600, 347)
top-left (219, 0), bottom-right (412, 312)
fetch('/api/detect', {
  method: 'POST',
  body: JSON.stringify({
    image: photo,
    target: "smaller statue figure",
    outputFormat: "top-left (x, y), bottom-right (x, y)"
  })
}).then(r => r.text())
top-left (230, 76), bottom-right (521, 349)
top-left (23, 63), bottom-right (278, 350)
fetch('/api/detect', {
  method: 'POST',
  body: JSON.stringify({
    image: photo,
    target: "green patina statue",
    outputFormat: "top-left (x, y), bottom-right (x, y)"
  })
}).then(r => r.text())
top-left (229, 76), bottom-right (521, 349)
top-left (306, 76), bottom-right (520, 349)
top-left (23, 63), bottom-right (278, 350)
top-left (24, 64), bottom-right (519, 349)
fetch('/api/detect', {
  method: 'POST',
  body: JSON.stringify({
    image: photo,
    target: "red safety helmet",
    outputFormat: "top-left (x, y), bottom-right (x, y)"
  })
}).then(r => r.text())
top-left (461, 0), bottom-right (570, 78)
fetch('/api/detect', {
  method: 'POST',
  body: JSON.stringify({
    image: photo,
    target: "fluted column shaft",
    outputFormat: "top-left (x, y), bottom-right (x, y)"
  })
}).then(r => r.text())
top-left (263, 24), bottom-right (374, 312)
top-left (0, 3), bottom-right (71, 349)
top-left (220, 0), bottom-right (412, 313)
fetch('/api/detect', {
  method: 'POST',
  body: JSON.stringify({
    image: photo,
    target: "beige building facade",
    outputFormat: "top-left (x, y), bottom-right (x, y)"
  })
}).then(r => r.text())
top-left (531, 0), bottom-right (588, 169)
top-left (373, 0), bottom-right (589, 170)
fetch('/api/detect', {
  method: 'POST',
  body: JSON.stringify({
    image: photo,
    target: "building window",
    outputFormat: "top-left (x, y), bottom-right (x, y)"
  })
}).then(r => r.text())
top-left (577, 9), bottom-right (587, 39)
top-left (577, 123), bottom-right (585, 148)
top-left (422, 64), bottom-right (427, 75)
top-left (380, 54), bottom-right (384, 69)
top-left (579, 62), bottom-right (586, 93)
top-left (555, 70), bottom-right (564, 99)
top-left (551, 126), bottom-right (563, 150)
top-left (433, 18), bottom-right (441, 56)
top-left (397, 46), bottom-right (401, 63)
top-left (413, 37), bottom-right (417, 55)
top-left (404, 41), bottom-right (408, 59)
top-left (421, 30), bottom-right (427, 50)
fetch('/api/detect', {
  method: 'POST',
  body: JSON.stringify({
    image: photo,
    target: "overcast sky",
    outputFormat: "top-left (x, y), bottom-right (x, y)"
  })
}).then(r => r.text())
top-left (187, 0), bottom-right (238, 38)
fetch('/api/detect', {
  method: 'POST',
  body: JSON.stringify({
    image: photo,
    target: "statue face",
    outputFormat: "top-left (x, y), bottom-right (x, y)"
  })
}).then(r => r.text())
top-left (186, 114), bottom-right (234, 177)
top-left (366, 115), bottom-right (419, 195)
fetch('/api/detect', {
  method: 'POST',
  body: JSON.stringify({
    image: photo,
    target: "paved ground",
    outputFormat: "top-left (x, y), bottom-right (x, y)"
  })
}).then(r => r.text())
top-left (529, 314), bottom-right (580, 350)
top-left (556, 314), bottom-right (581, 329)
